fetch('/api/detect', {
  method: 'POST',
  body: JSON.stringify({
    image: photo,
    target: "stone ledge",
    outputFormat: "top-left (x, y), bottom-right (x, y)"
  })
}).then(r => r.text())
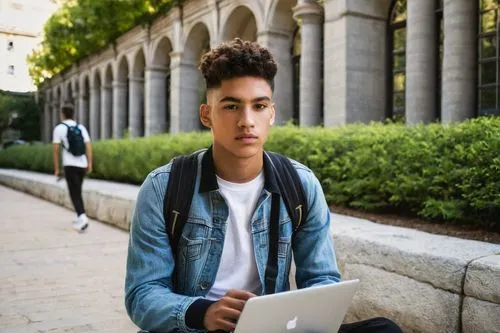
top-left (462, 297), bottom-right (500, 333)
top-left (465, 255), bottom-right (500, 304)
top-left (1, 169), bottom-right (499, 333)
top-left (331, 214), bottom-right (500, 294)
top-left (343, 263), bottom-right (460, 333)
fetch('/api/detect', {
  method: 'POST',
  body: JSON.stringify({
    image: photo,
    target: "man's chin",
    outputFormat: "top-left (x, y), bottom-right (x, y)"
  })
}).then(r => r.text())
top-left (229, 144), bottom-right (262, 159)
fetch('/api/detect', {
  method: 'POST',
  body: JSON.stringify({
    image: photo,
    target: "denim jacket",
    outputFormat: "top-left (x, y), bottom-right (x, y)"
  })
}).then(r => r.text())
top-left (125, 148), bottom-right (341, 333)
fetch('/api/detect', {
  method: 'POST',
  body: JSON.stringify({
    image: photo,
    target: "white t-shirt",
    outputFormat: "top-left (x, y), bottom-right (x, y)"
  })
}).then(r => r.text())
top-left (205, 172), bottom-right (264, 300)
top-left (52, 120), bottom-right (91, 168)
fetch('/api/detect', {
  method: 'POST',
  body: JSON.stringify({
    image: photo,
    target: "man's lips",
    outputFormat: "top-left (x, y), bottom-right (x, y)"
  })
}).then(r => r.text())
top-left (235, 134), bottom-right (258, 140)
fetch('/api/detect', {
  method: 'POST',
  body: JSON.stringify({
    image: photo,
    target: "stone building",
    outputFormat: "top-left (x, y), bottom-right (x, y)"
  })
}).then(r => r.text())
top-left (38, 0), bottom-right (497, 142)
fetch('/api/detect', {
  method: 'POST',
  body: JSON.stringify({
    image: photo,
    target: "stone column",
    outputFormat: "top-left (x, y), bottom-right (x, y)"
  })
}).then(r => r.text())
top-left (73, 94), bottom-right (79, 123)
top-left (442, 0), bottom-right (476, 123)
top-left (293, 0), bottom-right (324, 126)
top-left (323, 0), bottom-right (387, 125)
top-left (257, 31), bottom-right (294, 125)
top-left (78, 93), bottom-right (89, 128)
top-left (145, 67), bottom-right (168, 136)
top-left (101, 84), bottom-right (112, 139)
top-left (405, 0), bottom-right (437, 124)
top-left (170, 52), bottom-right (201, 133)
top-left (112, 81), bottom-right (127, 138)
top-left (52, 101), bottom-right (59, 129)
top-left (89, 86), bottom-right (101, 139)
top-left (44, 100), bottom-right (51, 142)
top-left (129, 77), bottom-right (145, 138)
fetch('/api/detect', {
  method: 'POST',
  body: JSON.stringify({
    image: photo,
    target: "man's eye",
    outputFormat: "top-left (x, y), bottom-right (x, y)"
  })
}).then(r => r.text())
top-left (255, 104), bottom-right (267, 110)
top-left (223, 104), bottom-right (238, 111)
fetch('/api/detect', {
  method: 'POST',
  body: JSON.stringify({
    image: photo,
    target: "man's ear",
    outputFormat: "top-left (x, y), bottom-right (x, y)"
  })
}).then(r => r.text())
top-left (269, 103), bottom-right (276, 126)
top-left (199, 104), bottom-right (211, 128)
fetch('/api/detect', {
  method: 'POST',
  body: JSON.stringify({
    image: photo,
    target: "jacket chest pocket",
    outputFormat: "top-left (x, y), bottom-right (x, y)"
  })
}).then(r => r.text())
top-left (278, 218), bottom-right (293, 259)
top-left (278, 237), bottom-right (291, 258)
top-left (179, 217), bottom-right (211, 263)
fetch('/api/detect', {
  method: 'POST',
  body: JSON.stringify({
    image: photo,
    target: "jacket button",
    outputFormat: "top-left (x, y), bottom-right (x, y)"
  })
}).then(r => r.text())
top-left (200, 282), bottom-right (209, 290)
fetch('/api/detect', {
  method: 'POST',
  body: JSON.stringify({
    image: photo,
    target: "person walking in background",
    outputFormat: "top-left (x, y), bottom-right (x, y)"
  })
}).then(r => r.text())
top-left (52, 103), bottom-right (93, 232)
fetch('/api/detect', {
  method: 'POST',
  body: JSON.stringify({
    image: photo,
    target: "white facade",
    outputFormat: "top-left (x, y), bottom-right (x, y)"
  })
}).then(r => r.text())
top-left (38, 0), bottom-right (492, 143)
top-left (0, 0), bottom-right (58, 92)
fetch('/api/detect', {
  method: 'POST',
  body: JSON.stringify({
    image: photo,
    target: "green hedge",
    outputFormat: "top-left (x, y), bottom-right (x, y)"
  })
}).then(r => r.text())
top-left (1, 117), bottom-right (499, 230)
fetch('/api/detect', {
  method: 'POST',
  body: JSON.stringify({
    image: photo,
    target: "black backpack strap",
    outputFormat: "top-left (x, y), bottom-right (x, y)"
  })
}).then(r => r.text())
top-left (58, 123), bottom-right (70, 151)
top-left (265, 192), bottom-right (281, 295)
top-left (163, 152), bottom-right (199, 256)
top-left (264, 152), bottom-right (308, 294)
top-left (266, 152), bottom-right (308, 233)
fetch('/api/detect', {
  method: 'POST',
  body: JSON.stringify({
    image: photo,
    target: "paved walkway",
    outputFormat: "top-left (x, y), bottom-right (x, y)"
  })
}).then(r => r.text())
top-left (0, 185), bottom-right (138, 333)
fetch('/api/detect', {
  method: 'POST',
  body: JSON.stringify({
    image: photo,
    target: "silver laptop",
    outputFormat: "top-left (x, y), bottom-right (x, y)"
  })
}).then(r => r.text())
top-left (234, 279), bottom-right (360, 333)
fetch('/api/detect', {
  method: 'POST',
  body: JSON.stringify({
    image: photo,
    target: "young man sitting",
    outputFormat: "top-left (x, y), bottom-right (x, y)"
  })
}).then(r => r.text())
top-left (125, 38), bottom-right (402, 333)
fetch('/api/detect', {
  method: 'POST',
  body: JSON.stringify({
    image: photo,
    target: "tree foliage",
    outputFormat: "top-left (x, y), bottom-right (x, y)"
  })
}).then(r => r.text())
top-left (28, 0), bottom-right (178, 86)
top-left (0, 91), bottom-right (41, 142)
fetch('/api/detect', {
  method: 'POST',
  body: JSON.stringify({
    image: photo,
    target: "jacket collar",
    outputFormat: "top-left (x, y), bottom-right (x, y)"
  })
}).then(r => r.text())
top-left (199, 146), bottom-right (280, 194)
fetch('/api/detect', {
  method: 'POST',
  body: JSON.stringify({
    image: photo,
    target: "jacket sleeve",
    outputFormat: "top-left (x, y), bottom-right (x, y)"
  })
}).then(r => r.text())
top-left (125, 172), bottom-right (205, 333)
top-left (292, 170), bottom-right (342, 289)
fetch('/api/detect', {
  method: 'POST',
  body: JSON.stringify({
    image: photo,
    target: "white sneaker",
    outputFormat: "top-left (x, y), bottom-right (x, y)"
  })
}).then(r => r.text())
top-left (73, 214), bottom-right (89, 233)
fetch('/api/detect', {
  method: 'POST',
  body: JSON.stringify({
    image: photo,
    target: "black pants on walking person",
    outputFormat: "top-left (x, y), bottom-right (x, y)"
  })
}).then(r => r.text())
top-left (64, 166), bottom-right (86, 216)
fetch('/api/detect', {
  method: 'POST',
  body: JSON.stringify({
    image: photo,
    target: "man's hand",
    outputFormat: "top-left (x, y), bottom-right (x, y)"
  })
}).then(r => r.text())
top-left (54, 168), bottom-right (60, 177)
top-left (86, 164), bottom-right (93, 174)
top-left (203, 289), bottom-right (255, 332)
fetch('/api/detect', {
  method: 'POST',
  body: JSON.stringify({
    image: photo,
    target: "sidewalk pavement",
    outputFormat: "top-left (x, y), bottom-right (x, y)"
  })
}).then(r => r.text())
top-left (0, 185), bottom-right (138, 333)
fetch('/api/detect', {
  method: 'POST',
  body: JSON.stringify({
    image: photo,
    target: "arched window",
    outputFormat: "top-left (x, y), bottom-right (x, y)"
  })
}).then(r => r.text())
top-left (291, 26), bottom-right (301, 125)
top-left (387, 0), bottom-right (407, 121)
top-left (478, 0), bottom-right (499, 116)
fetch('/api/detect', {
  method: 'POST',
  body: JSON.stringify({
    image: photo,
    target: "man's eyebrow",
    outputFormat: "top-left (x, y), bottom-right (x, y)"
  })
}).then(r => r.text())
top-left (219, 96), bottom-right (241, 103)
top-left (252, 96), bottom-right (271, 103)
top-left (219, 96), bottom-right (271, 103)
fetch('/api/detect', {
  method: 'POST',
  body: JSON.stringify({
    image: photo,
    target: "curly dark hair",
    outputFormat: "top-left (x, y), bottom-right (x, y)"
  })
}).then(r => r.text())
top-left (199, 38), bottom-right (277, 91)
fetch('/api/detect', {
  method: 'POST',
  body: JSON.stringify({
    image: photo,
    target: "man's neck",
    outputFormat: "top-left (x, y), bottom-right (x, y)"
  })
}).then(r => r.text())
top-left (212, 144), bottom-right (263, 183)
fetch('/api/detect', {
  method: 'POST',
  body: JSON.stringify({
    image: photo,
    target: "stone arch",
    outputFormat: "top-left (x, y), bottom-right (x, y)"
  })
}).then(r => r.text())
top-left (65, 81), bottom-right (73, 105)
top-left (150, 37), bottom-right (173, 134)
top-left (184, 22), bottom-right (211, 64)
top-left (117, 55), bottom-right (129, 81)
top-left (104, 64), bottom-right (113, 86)
top-left (73, 79), bottom-right (80, 121)
top-left (86, 70), bottom-right (99, 139)
top-left (132, 48), bottom-right (146, 78)
top-left (222, 5), bottom-right (258, 41)
top-left (182, 22), bottom-right (211, 131)
top-left (100, 65), bottom-right (113, 139)
top-left (92, 69), bottom-right (101, 97)
top-left (116, 56), bottom-right (130, 137)
top-left (267, 0), bottom-right (297, 32)
top-left (56, 85), bottom-right (62, 103)
top-left (130, 48), bottom-right (146, 137)
top-left (77, 74), bottom-right (90, 127)
top-left (52, 85), bottom-right (62, 126)
top-left (260, 0), bottom-right (299, 124)
top-left (152, 37), bottom-right (173, 67)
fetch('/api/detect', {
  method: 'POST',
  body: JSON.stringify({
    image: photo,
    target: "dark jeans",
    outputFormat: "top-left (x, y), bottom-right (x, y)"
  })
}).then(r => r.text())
top-left (138, 316), bottom-right (403, 333)
top-left (64, 166), bottom-right (86, 216)
top-left (338, 317), bottom-right (403, 333)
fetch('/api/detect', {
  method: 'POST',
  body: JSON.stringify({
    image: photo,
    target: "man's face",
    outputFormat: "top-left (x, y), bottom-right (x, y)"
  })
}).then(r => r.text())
top-left (200, 76), bottom-right (275, 159)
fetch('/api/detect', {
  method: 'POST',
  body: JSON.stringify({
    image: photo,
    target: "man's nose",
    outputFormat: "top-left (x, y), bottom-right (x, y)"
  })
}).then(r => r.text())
top-left (237, 106), bottom-right (255, 128)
